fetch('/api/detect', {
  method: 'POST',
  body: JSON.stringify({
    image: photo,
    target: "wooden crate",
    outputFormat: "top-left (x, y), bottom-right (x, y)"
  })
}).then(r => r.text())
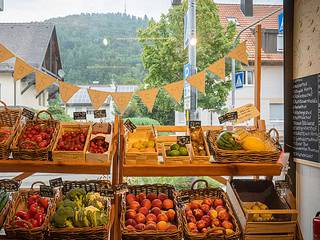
top-left (125, 126), bottom-right (158, 165)
top-left (226, 181), bottom-right (298, 236)
top-left (189, 127), bottom-right (210, 163)
top-left (86, 123), bottom-right (113, 164)
top-left (243, 234), bottom-right (295, 240)
top-left (52, 123), bottom-right (91, 163)
top-left (162, 143), bottom-right (191, 165)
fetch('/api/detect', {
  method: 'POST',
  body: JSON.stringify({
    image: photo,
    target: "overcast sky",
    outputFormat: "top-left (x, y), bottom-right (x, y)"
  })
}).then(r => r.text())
top-left (0, 0), bottom-right (282, 22)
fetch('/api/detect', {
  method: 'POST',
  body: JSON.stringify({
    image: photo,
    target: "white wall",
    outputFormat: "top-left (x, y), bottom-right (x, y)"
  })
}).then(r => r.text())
top-left (0, 72), bottom-right (48, 109)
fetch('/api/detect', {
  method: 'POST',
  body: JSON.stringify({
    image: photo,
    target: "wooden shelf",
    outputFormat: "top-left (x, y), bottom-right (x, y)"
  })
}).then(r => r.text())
top-left (0, 160), bottom-right (110, 174)
top-left (123, 162), bottom-right (283, 177)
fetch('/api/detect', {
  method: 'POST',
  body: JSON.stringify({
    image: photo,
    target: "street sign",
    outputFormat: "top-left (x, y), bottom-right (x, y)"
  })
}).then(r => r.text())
top-left (184, 11), bottom-right (189, 49)
top-left (278, 12), bottom-right (283, 33)
top-left (184, 64), bottom-right (192, 110)
top-left (235, 71), bottom-right (245, 89)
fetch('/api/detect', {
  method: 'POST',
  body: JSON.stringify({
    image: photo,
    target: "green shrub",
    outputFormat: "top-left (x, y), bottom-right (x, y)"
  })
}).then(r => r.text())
top-left (124, 117), bottom-right (160, 126)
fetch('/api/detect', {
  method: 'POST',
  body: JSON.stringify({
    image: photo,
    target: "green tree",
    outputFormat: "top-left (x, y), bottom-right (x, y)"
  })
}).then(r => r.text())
top-left (135, 0), bottom-right (236, 124)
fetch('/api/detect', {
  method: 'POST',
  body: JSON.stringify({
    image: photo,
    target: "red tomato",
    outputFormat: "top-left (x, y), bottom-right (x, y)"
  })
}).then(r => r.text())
top-left (38, 198), bottom-right (49, 209)
top-left (28, 218), bottom-right (39, 228)
top-left (16, 210), bottom-right (30, 220)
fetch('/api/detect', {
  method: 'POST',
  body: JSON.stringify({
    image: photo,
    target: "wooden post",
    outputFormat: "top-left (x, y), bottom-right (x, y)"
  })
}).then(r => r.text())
top-left (254, 24), bottom-right (262, 127)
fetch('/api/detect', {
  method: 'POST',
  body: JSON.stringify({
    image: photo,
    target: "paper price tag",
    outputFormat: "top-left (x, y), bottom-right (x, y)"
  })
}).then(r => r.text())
top-left (40, 185), bottom-right (54, 198)
top-left (94, 109), bottom-right (107, 119)
top-left (22, 108), bottom-right (35, 120)
top-left (124, 119), bottom-right (136, 133)
top-left (218, 111), bottom-right (238, 124)
top-left (177, 136), bottom-right (191, 145)
top-left (49, 177), bottom-right (63, 188)
top-left (73, 111), bottom-right (87, 120)
top-left (231, 104), bottom-right (260, 124)
top-left (189, 120), bottom-right (201, 128)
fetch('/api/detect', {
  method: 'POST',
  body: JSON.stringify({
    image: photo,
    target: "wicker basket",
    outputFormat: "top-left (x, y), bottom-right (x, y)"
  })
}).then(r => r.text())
top-left (11, 110), bottom-right (60, 161)
top-left (4, 181), bottom-right (57, 240)
top-left (189, 127), bottom-right (211, 164)
top-left (0, 100), bottom-right (21, 159)
top-left (207, 128), bottom-right (281, 163)
top-left (177, 179), bottom-right (241, 240)
top-left (121, 184), bottom-right (183, 240)
top-left (48, 180), bottom-right (112, 240)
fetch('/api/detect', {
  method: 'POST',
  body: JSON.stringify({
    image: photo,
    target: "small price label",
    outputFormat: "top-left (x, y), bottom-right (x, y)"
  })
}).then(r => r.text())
top-left (189, 120), bottom-right (201, 128)
top-left (22, 108), bottom-right (35, 120)
top-left (94, 109), bottom-right (107, 119)
top-left (0, 179), bottom-right (21, 191)
top-left (218, 111), bottom-right (238, 124)
top-left (40, 185), bottom-right (54, 198)
top-left (49, 177), bottom-right (63, 188)
top-left (124, 119), bottom-right (137, 133)
top-left (73, 111), bottom-right (87, 120)
top-left (177, 136), bottom-right (191, 145)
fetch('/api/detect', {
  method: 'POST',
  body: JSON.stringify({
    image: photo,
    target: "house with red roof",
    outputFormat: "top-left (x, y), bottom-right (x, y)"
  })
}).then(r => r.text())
top-left (175, 2), bottom-right (284, 138)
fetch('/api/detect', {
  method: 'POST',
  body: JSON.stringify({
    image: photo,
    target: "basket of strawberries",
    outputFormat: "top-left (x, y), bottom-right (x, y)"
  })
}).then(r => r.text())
top-left (0, 100), bottom-right (21, 159)
top-left (4, 181), bottom-right (56, 240)
top-left (12, 110), bottom-right (60, 161)
top-left (178, 179), bottom-right (241, 240)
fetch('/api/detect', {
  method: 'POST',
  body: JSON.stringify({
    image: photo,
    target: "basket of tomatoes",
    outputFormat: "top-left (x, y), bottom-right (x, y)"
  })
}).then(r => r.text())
top-left (0, 100), bottom-right (21, 159)
top-left (11, 110), bottom-right (60, 161)
top-left (4, 181), bottom-right (57, 240)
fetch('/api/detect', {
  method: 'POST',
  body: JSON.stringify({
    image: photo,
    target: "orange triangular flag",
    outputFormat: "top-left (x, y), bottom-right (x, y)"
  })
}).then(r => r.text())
top-left (13, 57), bottom-right (34, 81)
top-left (137, 88), bottom-right (159, 112)
top-left (162, 80), bottom-right (184, 103)
top-left (35, 70), bottom-right (56, 94)
top-left (0, 44), bottom-right (14, 63)
top-left (59, 81), bottom-right (80, 103)
top-left (187, 71), bottom-right (206, 94)
top-left (88, 89), bottom-right (110, 110)
top-left (111, 92), bottom-right (134, 115)
top-left (228, 41), bottom-right (248, 65)
top-left (207, 58), bottom-right (225, 79)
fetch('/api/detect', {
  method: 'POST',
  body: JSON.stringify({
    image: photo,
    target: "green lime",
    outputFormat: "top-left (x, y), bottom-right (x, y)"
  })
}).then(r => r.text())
top-left (179, 147), bottom-right (188, 156)
top-left (170, 144), bottom-right (180, 151)
top-left (169, 150), bottom-right (180, 156)
top-left (166, 149), bottom-right (171, 156)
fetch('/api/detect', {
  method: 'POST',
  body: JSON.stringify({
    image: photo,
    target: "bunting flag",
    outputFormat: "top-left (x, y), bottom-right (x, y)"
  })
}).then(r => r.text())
top-left (162, 80), bottom-right (184, 104)
top-left (0, 44), bottom-right (14, 63)
top-left (88, 89), bottom-right (110, 110)
top-left (13, 57), bottom-right (35, 81)
top-left (59, 81), bottom-right (80, 103)
top-left (35, 70), bottom-right (56, 94)
top-left (207, 58), bottom-right (225, 79)
top-left (137, 87), bottom-right (159, 112)
top-left (187, 71), bottom-right (206, 94)
top-left (228, 41), bottom-right (248, 65)
top-left (111, 92), bottom-right (134, 115)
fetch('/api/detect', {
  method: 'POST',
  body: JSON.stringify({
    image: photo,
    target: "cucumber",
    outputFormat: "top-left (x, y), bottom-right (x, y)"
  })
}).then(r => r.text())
top-left (0, 191), bottom-right (9, 212)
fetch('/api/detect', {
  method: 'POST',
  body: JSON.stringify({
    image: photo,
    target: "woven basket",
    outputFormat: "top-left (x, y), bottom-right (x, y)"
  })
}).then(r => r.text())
top-left (12, 110), bottom-right (60, 161)
top-left (121, 184), bottom-right (183, 240)
top-left (207, 128), bottom-right (281, 163)
top-left (48, 180), bottom-right (112, 240)
top-left (4, 181), bottom-right (57, 240)
top-left (178, 180), bottom-right (241, 240)
top-left (0, 100), bottom-right (21, 159)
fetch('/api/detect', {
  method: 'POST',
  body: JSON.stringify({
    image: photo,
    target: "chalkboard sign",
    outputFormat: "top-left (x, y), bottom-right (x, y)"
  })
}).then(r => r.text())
top-left (49, 177), bottom-right (63, 188)
top-left (292, 74), bottom-right (319, 163)
top-left (94, 109), bottom-right (107, 119)
top-left (177, 136), bottom-right (190, 145)
top-left (124, 119), bottom-right (137, 132)
top-left (22, 108), bottom-right (35, 120)
top-left (189, 120), bottom-right (201, 128)
top-left (40, 185), bottom-right (54, 197)
top-left (218, 111), bottom-right (238, 124)
top-left (73, 111), bottom-right (87, 120)
top-left (0, 179), bottom-right (21, 191)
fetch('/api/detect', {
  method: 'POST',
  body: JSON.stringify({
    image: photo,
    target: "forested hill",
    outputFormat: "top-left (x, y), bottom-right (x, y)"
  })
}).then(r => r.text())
top-left (45, 13), bottom-right (149, 85)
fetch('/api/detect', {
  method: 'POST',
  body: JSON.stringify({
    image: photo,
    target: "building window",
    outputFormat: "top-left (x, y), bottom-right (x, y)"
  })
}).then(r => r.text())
top-left (226, 17), bottom-right (240, 26)
top-left (75, 106), bottom-right (83, 112)
top-left (86, 107), bottom-right (94, 115)
top-left (270, 103), bottom-right (284, 121)
top-left (243, 71), bottom-right (254, 85)
top-left (262, 29), bottom-right (278, 53)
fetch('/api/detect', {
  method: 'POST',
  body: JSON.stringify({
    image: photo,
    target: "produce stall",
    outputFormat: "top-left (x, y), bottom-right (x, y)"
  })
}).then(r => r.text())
top-left (0, 109), bottom-right (297, 240)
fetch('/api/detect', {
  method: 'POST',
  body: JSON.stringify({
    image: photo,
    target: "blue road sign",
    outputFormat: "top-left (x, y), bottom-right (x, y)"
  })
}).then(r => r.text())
top-left (184, 63), bottom-right (192, 79)
top-left (278, 12), bottom-right (283, 33)
top-left (235, 71), bottom-right (245, 89)
top-left (184, 63), bottom-right (192, 110)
